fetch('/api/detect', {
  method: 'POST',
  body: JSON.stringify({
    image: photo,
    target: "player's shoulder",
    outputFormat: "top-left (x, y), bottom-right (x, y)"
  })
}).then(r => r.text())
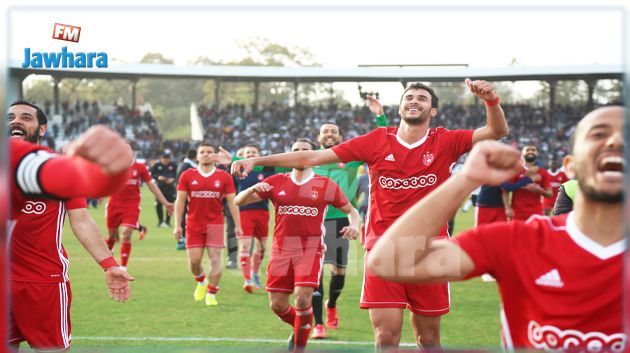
top-left (11, 139), bottom-right (52, 158)
top-left (313, 173), bottom-right (337, 184)
top-left (214, 168), bottom-right (232, 177)
top-left (518, 214), bottom-right (569, 241)
top-left (134, 161), bottom-right (149, 169)
top-left (430, 126), bottom-right (471, 136)
top-left (180, 167), bottom-right (198, 178)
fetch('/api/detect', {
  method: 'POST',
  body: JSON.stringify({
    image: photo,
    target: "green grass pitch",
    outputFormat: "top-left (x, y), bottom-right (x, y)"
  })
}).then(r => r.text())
top-left (51, 189), bottom-right (501, 352)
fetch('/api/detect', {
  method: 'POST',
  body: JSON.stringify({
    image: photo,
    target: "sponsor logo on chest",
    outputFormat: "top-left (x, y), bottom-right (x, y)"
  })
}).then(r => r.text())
top-left (277, 205), bottom-right (318, 217)
top-left (21, 201), bottom-right (47, 215)
top-left (528, 320), bottom-right (626, 352)
top-left (191, 191), bottom-right (220, 198)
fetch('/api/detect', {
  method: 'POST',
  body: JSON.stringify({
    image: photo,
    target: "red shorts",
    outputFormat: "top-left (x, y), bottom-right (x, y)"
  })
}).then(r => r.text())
top-left (106, 202), bottom-right (140, 229)
top-left (240, 209), bottom-right (269, 240)
top-left (475, 206), bottom-right (507, 226)
top-left (266, 245), bottom-right (324, 292)
top-left (186, 223), bottom-right (225, 249)
top-left (9, 281), bottom-right (72, 350)
top-left (361, 251), bottom-right (450, 316)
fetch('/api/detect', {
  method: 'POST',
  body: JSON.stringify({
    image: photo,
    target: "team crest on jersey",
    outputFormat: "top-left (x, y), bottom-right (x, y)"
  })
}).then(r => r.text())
top-left (338, 163), bottom-right (345, 168)
top-left (310, 189), bottom-right (319, 200)
top-left (422, 151), bottom-right (434, 166)
top-left (132, 170), bottom-right (138, 177)
top-left (257, 174), bottom-right (264, 181)
top-left (214, 180), bottom-right (221, 188)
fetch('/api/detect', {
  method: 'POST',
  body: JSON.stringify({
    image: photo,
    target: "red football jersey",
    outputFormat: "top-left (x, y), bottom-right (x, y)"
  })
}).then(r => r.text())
top-left (455, 213), bottom-right (625, 351)
top-left (510, 167), bottom-right (551, 218)
top-left (177, 167), bottom-right (236, 225)
top-left (9, 139), bottom-right (87, 283)
top-left (256, 172), bottom-right (349, 251)
top-left (332, 126), bottom-right (472, 249)
top-left (11, 197), bottom-right (86, 283)
top-left (108, 161), bottom-right (153, 206)
top-left (10, 139), bottom-right (57, 216)
top-left (543, 168), bottom-right (570, 210)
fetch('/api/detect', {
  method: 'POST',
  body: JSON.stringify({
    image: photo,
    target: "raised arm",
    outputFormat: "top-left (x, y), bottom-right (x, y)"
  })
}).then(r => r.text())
top-left (17, 125), bottom-right (133, 199)
top-left (365, 95), bottom-right (389, 127)
top-left (231, 149), bottom-right (340, 177)
top-left (465, 78), bottom-right (509, 144)
top-left (368, 141), bottom-right (523, 284)
top-left (68, 208), bottom-right (134, 302)
top-left (235, 182), bottom-right (270, 206)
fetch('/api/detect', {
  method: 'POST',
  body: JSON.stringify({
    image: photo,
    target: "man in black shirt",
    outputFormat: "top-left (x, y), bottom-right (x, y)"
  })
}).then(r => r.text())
top-left (151, 150), bottom-right (178, 227)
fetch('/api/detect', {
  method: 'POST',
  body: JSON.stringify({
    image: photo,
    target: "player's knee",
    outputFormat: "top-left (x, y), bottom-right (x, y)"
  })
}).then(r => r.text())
top-left (269, 300), bottom-right (288, 314)
top-left (374, 329), bottom-right (400, 346)
top-left (294, 293), bottom-right (312, 309)
top-left (417, 330), bottom-right (440, 348)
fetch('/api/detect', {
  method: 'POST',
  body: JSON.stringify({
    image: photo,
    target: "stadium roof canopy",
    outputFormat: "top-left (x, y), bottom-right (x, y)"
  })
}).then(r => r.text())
top-left (8, 62), bottom-right (623, 83)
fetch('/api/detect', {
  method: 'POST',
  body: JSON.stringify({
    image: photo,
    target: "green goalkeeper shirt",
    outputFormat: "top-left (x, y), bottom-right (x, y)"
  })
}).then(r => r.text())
top-left (317, 113), bottom-right (389, 220)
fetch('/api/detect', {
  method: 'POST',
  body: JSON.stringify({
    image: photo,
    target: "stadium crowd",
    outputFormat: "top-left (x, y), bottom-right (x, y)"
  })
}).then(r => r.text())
top-left (44, 99), bottom-right (589, 167)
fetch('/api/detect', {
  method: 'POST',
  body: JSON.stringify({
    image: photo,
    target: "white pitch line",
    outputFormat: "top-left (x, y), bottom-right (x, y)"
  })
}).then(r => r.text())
top-left (73, 336), bottom-right (417, 347)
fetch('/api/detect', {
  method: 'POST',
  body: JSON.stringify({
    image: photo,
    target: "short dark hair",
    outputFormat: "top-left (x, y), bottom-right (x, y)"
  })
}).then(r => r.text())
top-left (10, 100), bottom-right (48, 125)
top-left (243, 143), bottom-right (260, 152)
top-left (320, 121), bottom-right (341, 135)
top-left (293, 138), bottom-right (317, 150)
top-left (198, 142), bottom-right (215, 151)
top-left (186, 149), bottom-right (197, 159)
top-left (401, 82), bottom-right (438, 109)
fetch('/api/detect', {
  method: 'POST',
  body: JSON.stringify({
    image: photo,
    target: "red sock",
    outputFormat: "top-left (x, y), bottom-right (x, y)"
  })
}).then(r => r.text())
top-left (207, 285), bottom-right (219, 294)
top-left (105, 237), bottom-right (116, 251)
top-left (272, 306), bottom-right (296, 326)
top-left (252, 249), bottom-right (264, 274)
top-left (195, 272), bottom-right (206, 283)
top-left (240, 255), bottom-right (251, 281)
top-left (294, 306), bottom-right (313, 350)
top-left (120, 241), bottom-right (131, 266)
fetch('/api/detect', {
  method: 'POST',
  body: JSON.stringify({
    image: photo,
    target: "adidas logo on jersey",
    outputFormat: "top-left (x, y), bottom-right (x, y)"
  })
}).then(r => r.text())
top-left (384, 154), bottom-right (395, 162)
top-left (535, 269), bottom-right (564, 288)
top-left (278, 190), bottom-right (286, 196)
top-left (192, 180), bottom-right (198, 185)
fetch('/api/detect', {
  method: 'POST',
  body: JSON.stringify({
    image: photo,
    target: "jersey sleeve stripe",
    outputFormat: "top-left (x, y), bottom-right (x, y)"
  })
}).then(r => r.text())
top-left (16, 150), bottom-right (55, 195)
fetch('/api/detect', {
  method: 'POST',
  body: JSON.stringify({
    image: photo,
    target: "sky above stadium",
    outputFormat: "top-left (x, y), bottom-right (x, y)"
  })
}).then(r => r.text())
top-left (5, 2), bottom-right (627, 104)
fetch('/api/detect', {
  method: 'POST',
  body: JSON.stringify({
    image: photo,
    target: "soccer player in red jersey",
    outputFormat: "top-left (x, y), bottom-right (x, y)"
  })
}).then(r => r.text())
top-left (8, 101), bottom-right (134, 351)
top-left (504, 145), bottom-right (553, 221)
top-left (105, 159), bottom-right (174, 269)
top-left (369, 106), bottom-right (625, 352)
top-left (173, 142), bottom-right (242, 306)
top-left (543, 159), bottom-right (570, 215)
top-left (234, 138), bottom-right (360, 352)
top-left (232, 79), bottom-right (508, 349)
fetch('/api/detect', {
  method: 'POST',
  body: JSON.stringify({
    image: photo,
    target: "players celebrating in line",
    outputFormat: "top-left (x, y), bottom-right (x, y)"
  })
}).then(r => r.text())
top-left (174, 143), bottom-right (242, 306)
top-left (235, 138), bottom-right (360, 353)
top-left (232, 79), bottom-right (508, 350)
top-left (369, 106), bottom-right (625, 352)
